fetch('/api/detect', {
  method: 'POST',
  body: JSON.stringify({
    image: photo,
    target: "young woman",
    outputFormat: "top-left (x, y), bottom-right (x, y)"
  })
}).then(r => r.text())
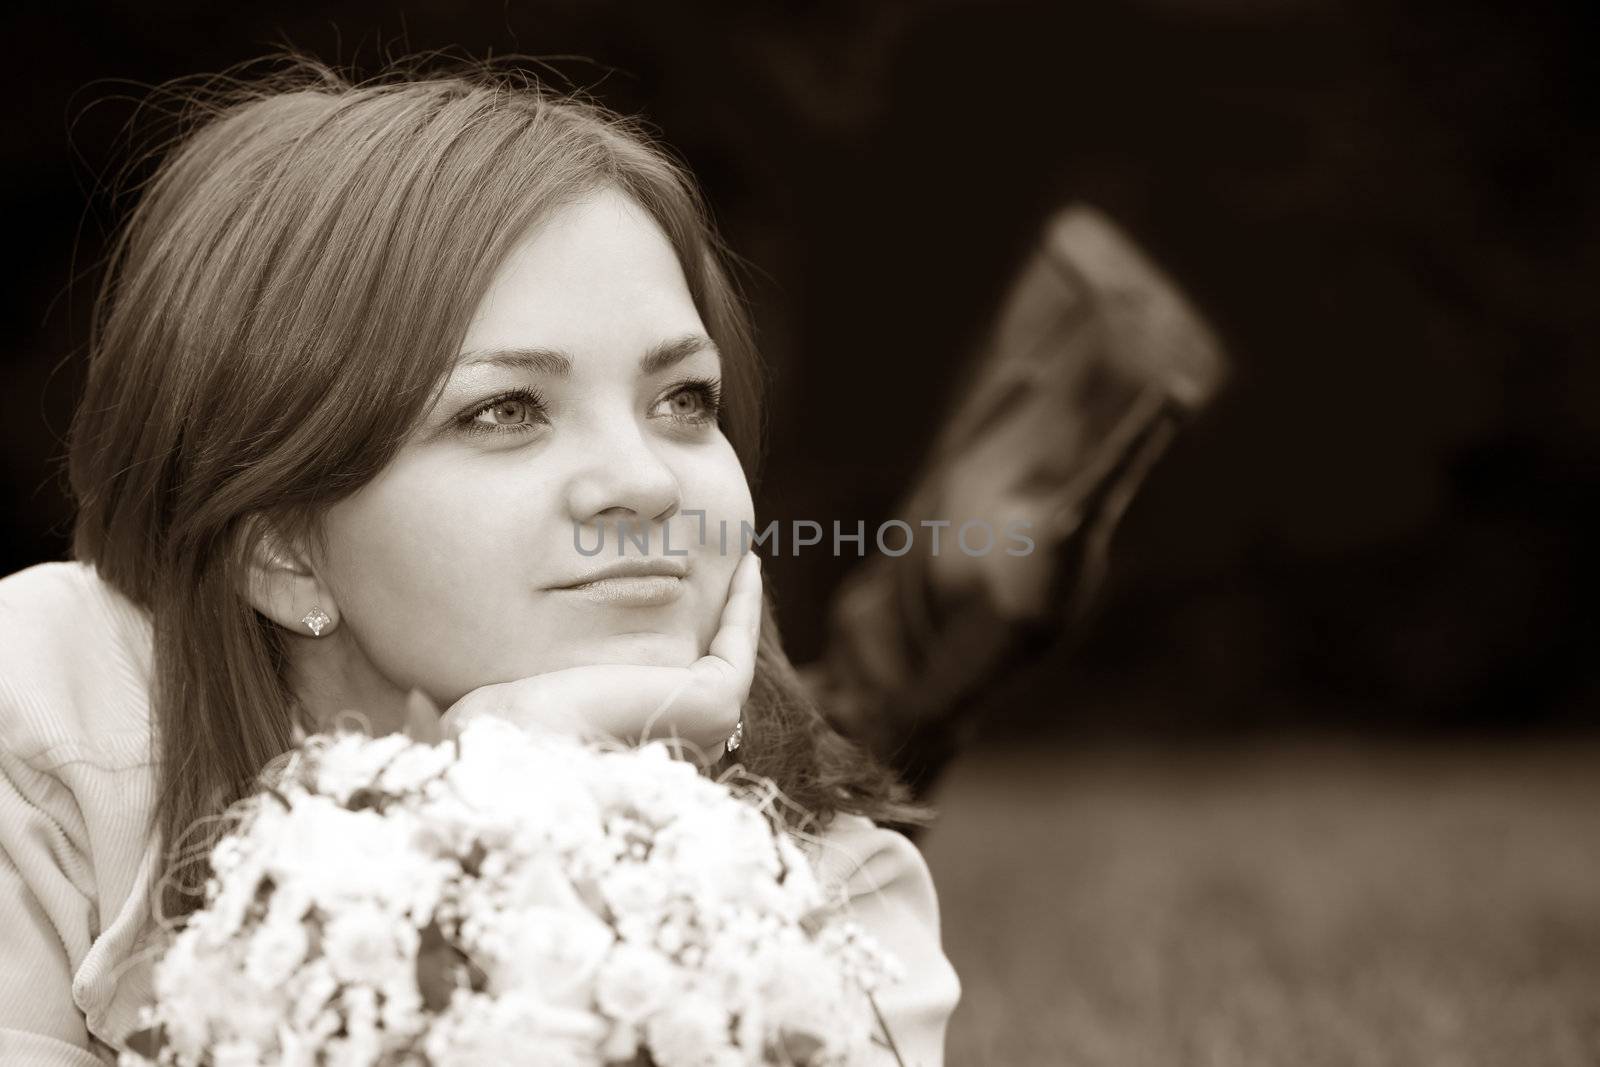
top-left (0, 60), bottom-right (958, 1065)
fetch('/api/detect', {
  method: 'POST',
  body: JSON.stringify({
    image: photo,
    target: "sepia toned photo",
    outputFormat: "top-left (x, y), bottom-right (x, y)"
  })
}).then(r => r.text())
top-left (1, 3), bottom-right (1593, 1064)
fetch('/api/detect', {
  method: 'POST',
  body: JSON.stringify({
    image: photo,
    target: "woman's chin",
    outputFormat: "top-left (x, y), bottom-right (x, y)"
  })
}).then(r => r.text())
top-left (564, 631), bottom-right (701, 670)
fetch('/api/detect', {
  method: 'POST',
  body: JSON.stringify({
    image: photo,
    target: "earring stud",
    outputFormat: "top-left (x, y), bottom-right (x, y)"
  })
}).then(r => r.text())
top-left (301, 607), bottom-right (331, 637)
top-left (725, 714), bottom-right (743, 753)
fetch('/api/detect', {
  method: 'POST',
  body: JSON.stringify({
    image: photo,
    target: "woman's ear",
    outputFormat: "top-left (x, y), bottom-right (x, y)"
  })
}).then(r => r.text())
top-left (242, 523), bottom-right (340, 637)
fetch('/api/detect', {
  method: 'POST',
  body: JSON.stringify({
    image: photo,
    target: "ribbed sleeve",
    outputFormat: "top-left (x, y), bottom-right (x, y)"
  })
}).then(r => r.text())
top-left (0, 748), bottom-right (103, 1065)
top-left (0, 563), bottom-right (159, 1064)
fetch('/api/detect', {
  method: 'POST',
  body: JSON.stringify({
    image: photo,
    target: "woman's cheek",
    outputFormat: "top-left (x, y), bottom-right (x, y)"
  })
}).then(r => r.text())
top-left (325, 485), bottom-right (476, 635)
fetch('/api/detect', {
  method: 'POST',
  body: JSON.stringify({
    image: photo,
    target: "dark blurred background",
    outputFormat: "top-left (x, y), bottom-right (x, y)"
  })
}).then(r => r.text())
top-left (4, 0), bottom-right (1596, 742)
top-left (5, 3), bottom-right (1600, 1061)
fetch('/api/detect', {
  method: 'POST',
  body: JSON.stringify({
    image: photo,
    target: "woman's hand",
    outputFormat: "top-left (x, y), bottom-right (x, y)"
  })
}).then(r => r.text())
top-left (432, 551), bottom-right (762, 762)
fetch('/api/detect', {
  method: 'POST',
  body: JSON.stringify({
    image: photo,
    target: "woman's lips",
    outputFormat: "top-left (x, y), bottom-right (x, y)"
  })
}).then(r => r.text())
top-left (553, 574), bottom-right (685, 607)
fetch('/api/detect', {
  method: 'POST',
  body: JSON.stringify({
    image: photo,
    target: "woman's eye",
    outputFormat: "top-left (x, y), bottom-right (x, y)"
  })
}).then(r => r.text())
top-left (458, 379), bottom-right (720, 438)
top-left (657, 378), bottom-right (723, 426)
top-left (460, 388), bottom-right (547, 436)
top-left (486, 400), bottom-right (531, 424)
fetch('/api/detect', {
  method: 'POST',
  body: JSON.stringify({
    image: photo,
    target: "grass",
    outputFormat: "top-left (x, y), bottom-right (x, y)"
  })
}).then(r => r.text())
top-left (919, 739), bottom-right (1600, 1066)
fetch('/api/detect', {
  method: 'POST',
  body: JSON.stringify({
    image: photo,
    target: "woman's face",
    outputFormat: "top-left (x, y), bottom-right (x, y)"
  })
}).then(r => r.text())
top-left (315, 186), bottom-right (755, 707)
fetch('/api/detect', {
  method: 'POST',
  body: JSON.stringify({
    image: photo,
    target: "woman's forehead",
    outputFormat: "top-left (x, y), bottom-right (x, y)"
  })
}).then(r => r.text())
top-left (459, 190), bottom-right (705, 358)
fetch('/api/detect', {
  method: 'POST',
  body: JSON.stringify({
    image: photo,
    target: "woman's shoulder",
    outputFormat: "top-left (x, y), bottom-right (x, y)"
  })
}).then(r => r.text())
top-left (0, 560), bottom-right (154, 771)
top-left (0, 563), bottom-right (162, 1062)
top-left (803, 812), bottom-right (948, 953)
top-left (805, 812), bottom-right (938, 904)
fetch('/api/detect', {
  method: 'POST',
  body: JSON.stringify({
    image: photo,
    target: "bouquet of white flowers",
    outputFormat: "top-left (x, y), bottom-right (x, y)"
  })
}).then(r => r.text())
top-left (122, 716), bottom-right (906, 1067)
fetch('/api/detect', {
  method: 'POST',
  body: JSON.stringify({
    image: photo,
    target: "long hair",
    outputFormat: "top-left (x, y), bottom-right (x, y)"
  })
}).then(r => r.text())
top-left (66, 57), bottom-right (927, 920)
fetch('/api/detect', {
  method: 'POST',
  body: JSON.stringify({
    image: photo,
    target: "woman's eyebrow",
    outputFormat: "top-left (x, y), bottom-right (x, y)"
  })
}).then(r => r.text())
top-left (456, 334), bottom-right (720, 377)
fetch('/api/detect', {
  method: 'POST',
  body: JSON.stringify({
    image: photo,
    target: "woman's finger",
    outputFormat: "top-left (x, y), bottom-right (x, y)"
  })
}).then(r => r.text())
top-left (702, 549), bottom-right (763, 682)
top-left (444, 663), bottom-right (731, 749)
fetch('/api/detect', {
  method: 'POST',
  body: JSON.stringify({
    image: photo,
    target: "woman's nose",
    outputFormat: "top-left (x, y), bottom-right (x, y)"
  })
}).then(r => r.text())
top-left (564, 428), bottom-right (682, 530)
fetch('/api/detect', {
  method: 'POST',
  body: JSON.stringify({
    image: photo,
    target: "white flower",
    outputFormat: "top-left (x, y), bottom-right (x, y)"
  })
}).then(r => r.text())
top-left (310, 730), bottom-right (415, 803)
top-left (289, 962), bottom-right (339, 1030)
top-left (261, 799), bottom-right (451, 918)
top-left (651, 806), bottom-right (781, 908)
top-left (244, 915), bottom-right (309, 988)
top-left (594, 943), bottom-right (676, 1023)
top-left (274, 1026), bottom-right (321, 1067)
top-left (764, 942), bottom-right (851, 1045)
top-left (322, 907), bottom-right (411, 987)
top-left (374, 738), bottom-right (456, 793)
top-left (599, 1020), bottom-right (640, 1062)
top-left (211, 1039), bottom-right (263, 1067)
top-left (732, 998), bottom-right (767, 1056)
top-left (323, 1031), bottom-right (383, 1067)
top-left (607, 743), bottom-right (717, 825)
top-left (500, 852), bottom-right (589, 912)
top-left (150, 926), bottom-right (285, 1054)
top-left (378, 976), bottom-right (426, 1035)
top-left (481, 904), bottom-right (614, 1006)
top-left (447, 721), bottom-right (603, 846)
top-left (263, 880), bottom-right (313, 927)
top-left (426, 990), bottom-right (605, 1067)
top-left (599, 862), bottom-right (669, 919)
top-left (644, 992), bottom-right (732, 1067)
top-left (201, 864), bottom-right (264, 947)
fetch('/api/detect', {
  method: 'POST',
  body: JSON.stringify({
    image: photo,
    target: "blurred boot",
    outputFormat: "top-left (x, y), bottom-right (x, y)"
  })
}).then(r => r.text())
top-left (802, 204), bottom-right (1227, 799)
